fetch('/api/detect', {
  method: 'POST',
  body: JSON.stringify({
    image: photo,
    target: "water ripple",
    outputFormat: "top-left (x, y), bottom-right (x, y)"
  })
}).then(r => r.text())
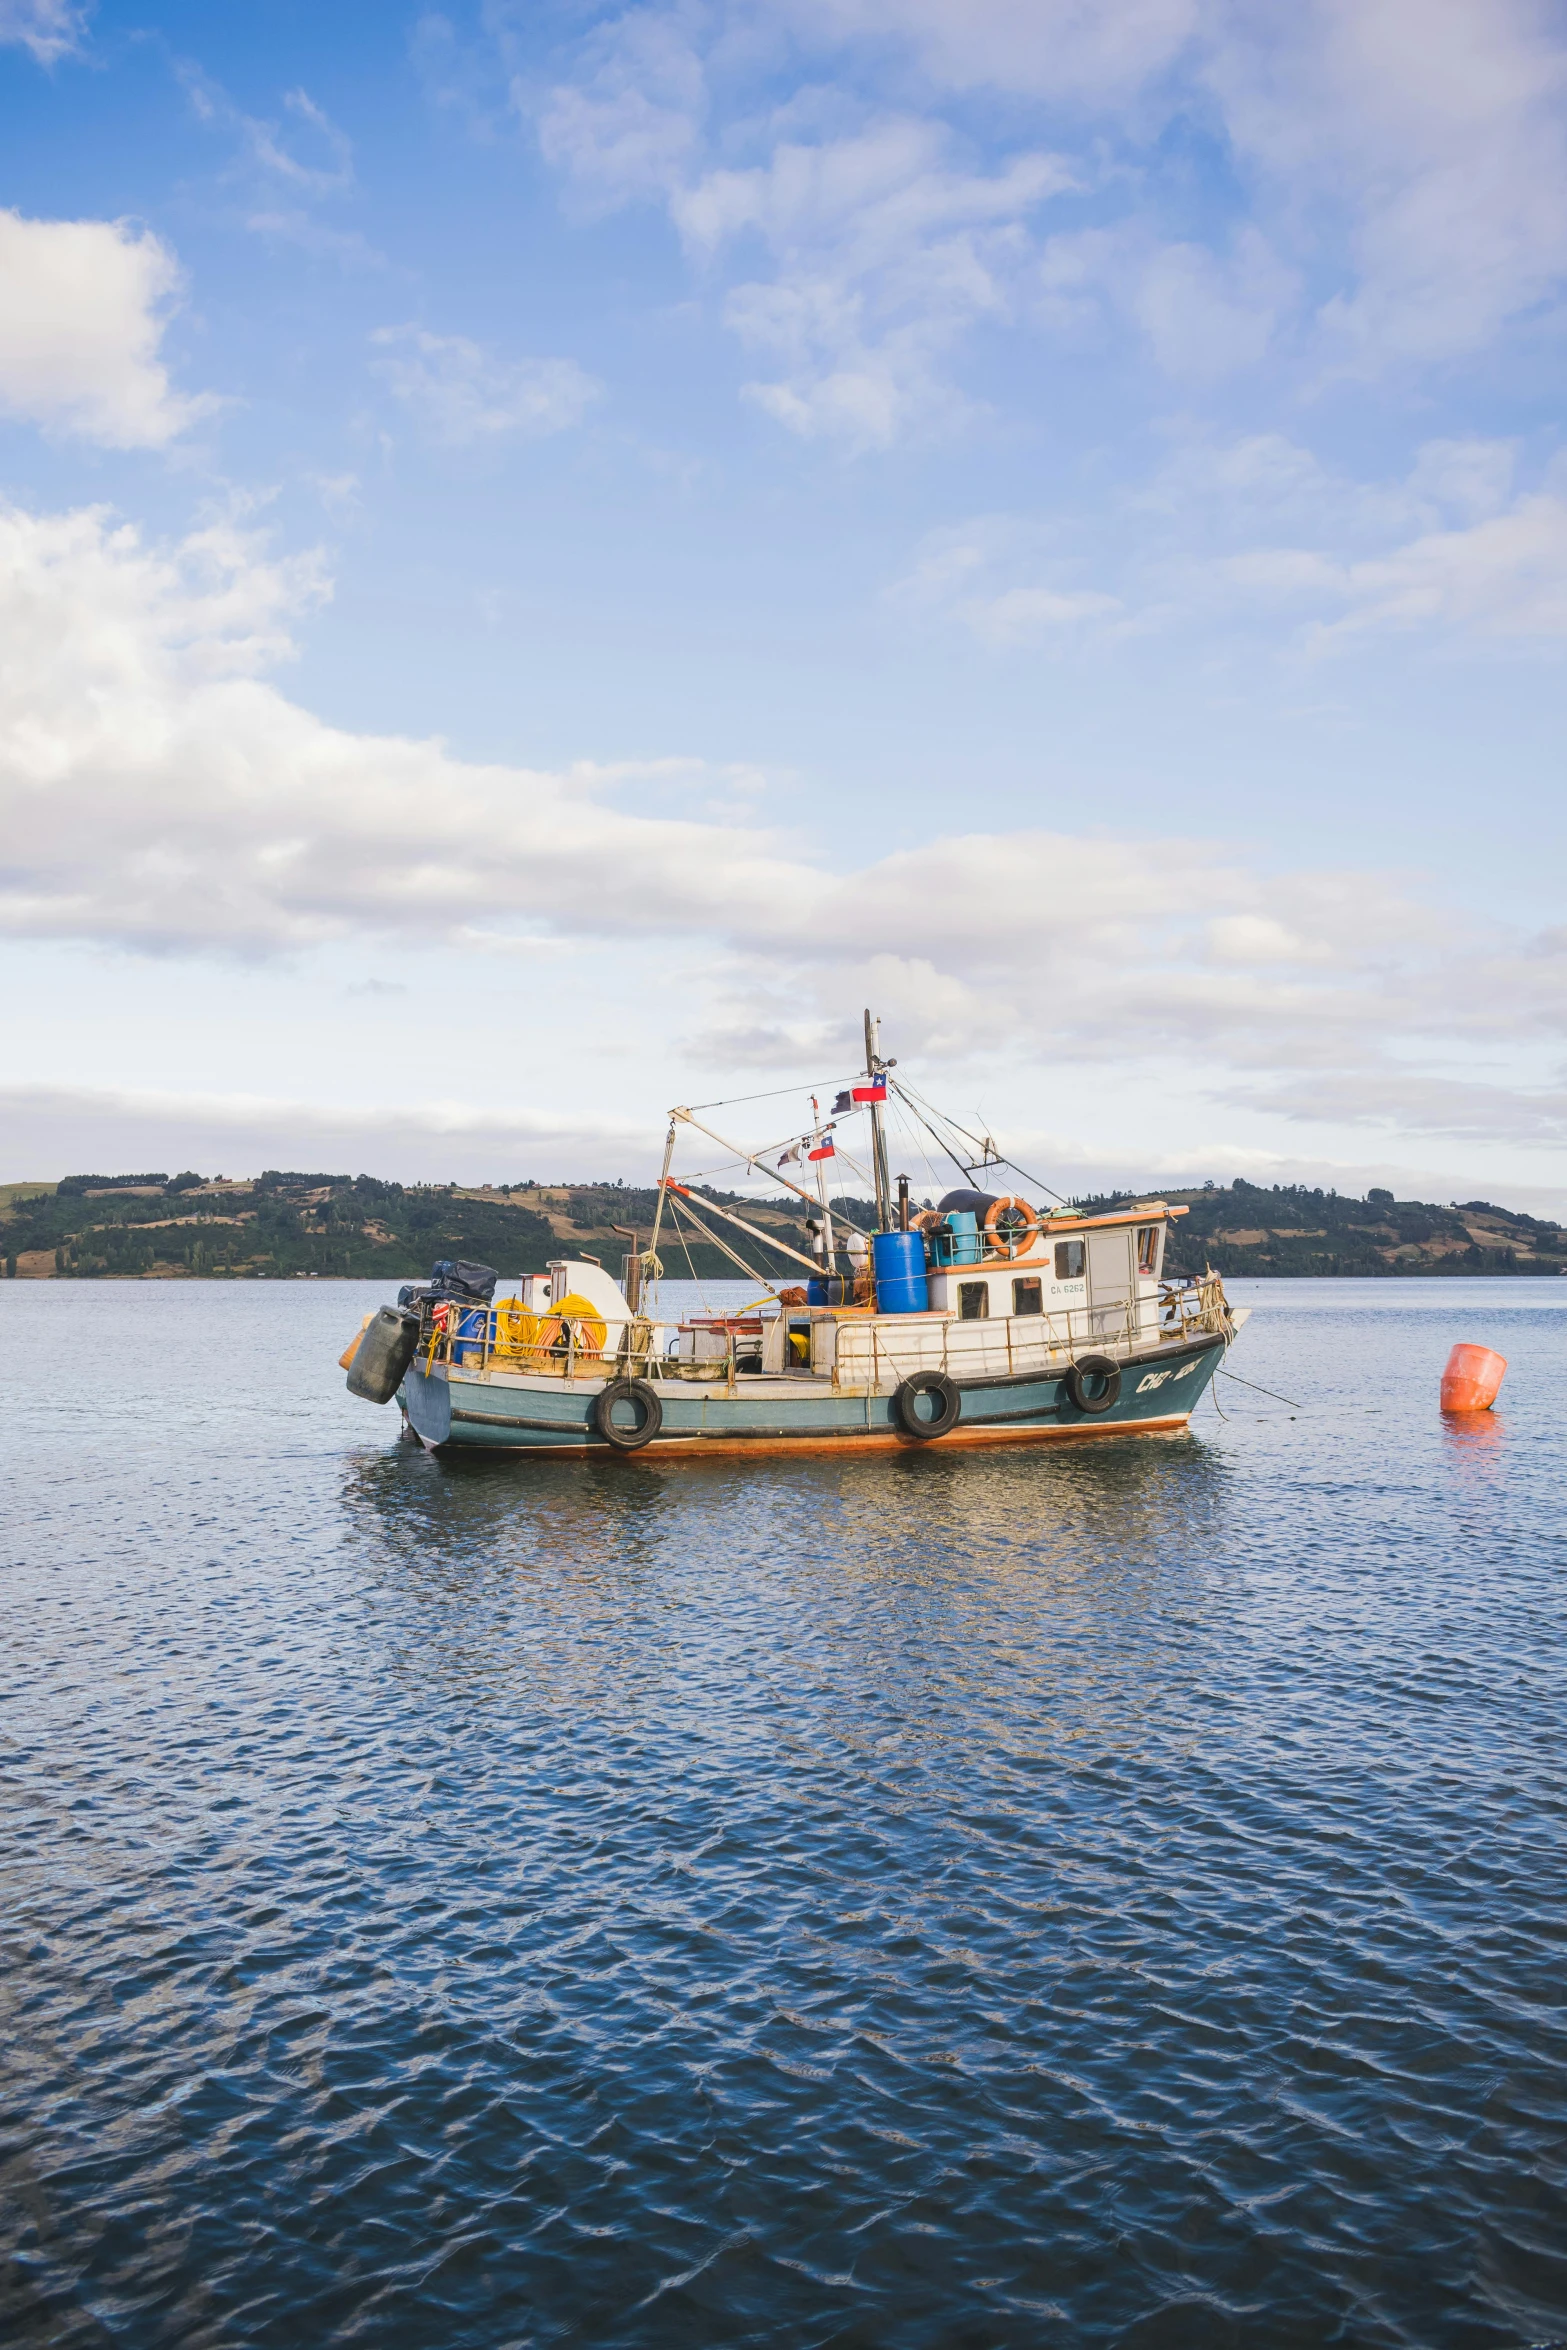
top-left (2, 1279), bottom-right (1565, 2346)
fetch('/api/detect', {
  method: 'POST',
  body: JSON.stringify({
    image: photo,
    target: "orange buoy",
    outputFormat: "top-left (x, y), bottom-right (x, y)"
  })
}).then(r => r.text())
top-left (1440, 1343), bottom-right (1506, 1413)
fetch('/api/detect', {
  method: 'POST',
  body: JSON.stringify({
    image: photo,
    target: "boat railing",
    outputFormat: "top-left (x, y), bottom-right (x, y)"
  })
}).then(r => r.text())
top-left (415, 1272), bottom-right (1232, 1390)
top-left (833, 1271), bottom-right (1232, 1393)
top-left (418, 1301), bottom-right (678, 1380)
top-left (417, 1301), bottom-right (613, 1379)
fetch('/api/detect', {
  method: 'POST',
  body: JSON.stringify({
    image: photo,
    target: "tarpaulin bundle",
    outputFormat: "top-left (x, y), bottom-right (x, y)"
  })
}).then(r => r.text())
top-left (428, 1258), bottom-right (499, 1303)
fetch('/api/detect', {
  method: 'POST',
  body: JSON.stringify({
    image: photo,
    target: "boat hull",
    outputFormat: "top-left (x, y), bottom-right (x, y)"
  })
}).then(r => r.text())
top-left (400, 1330), bottom-right (1228, 1457)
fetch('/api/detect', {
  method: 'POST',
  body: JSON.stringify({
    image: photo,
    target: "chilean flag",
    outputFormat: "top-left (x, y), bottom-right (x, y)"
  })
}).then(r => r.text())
top-left (807, 1132), bottom-right (836, 1161)
top-left (852, 1071), bottom-right (888, 1104)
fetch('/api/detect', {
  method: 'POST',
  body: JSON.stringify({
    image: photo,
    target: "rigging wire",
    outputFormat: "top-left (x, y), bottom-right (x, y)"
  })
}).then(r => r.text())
top-left (668, 1191), bottom-right (762, 1288)
top-left (671, 1111), bottom-right (876, 1238)
top-left (680, 1066), bottom-right (1071, 1227)
top-left (885, 1095), bottom-right (943, 1206)
top-left (885, 1079), bottom-right (973, 1189)
top-left (892, 1075), bottom-right (1071, 1205)
top-left (664, 1194), bottom-right (712, 1314)
top-left (888, 1081), bottom-right (1000, 1193)
top-left (683, 1074), bottom-right (856, 1112)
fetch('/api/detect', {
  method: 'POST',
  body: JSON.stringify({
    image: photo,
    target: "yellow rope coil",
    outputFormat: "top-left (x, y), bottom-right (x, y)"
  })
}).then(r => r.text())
top-left (490, 1293), bottom-right (609, 1363)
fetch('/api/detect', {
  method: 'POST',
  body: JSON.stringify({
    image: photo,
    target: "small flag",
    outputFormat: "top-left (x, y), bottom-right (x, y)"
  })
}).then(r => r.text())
top-left (831, 1090), bottom-right (854, 1115)
top-left (808, 1133), bottom-right (836, 1162)
top-left (776, 1142), bottom-right (801, 1167)
top-left (852, 1072), bottom-right (888, 1104)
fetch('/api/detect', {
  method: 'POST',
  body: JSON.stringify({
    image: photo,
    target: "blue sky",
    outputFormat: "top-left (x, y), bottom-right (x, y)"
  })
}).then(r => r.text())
top-left (2, 0), bottom-right (1565, 1205)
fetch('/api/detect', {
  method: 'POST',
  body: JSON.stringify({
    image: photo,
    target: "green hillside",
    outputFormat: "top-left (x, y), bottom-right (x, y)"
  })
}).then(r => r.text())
top-left (1113, 1180), bottom-right (1566, 1279)
top-left (0, 1172), bottom-right (831, 1284)
top-left (3, 1169), bottom-right (1560, 1281)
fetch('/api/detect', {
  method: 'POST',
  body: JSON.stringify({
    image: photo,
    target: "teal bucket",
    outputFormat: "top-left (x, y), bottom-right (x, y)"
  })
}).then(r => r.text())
top-left (931, 1210), bottom-right (983, 1267)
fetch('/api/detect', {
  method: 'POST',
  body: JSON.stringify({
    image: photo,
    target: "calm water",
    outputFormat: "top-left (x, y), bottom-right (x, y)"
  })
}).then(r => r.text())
top-left (3, 1278), bottom-right (1565, 2349)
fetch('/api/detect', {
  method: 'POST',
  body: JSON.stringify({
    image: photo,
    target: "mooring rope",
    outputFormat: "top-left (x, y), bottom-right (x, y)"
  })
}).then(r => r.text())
top-left (1218, 1366), bottom-right (1307, 1409)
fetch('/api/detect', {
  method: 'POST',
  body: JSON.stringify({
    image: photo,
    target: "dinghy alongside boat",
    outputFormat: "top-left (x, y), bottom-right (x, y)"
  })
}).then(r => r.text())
top-left (343, 1019), bottom-right (1247, 1458)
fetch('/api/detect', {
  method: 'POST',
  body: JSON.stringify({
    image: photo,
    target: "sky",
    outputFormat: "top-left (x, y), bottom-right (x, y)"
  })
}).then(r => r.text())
top-left (1, 0), bottom-right (1565, 1208)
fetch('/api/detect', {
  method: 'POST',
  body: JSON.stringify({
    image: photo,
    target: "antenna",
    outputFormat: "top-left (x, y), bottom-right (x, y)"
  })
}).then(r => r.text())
top-left (864, 1007), bottom-right (892, 1231)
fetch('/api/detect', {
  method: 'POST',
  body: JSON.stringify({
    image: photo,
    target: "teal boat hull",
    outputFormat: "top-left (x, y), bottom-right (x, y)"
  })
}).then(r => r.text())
top-left (400, 1331), bottom-right (1227, 1456)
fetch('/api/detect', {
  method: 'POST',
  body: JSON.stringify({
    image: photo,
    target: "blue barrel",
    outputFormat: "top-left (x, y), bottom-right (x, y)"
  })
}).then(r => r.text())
top-left (873, 1231), bottom-right (929, 1313)
top-left (452, 1304), bottom-right (488, 1364)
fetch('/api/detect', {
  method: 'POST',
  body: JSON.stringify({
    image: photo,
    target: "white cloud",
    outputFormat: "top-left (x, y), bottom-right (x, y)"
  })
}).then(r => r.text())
top-left (1204, 0), bottom-right (1567, 369)
top-left (1039, 222), bottom-right (1297, 380)
top-left (247, 211), bottom-right (386, 271)
top-left (244, 87), bottom-right (355, 194)
top-left (902, 440), bottom-right (1567, 652)
top-left (7, 1076), bottom-right (1564, 1205)
top-left (1205, 915), bottom-right (1330, 966)
top-left (0, 1081), bottom-right (651, 1187)
top-left (888, 514), bottom-right (1127, 645)
top-left (1217, 468), bottom-right (1567, 645)
top-left (529, 0), bottom-right (1567, 432)
top-left (965, 585), bottom-right (1123, 642)
top-left (180, 66), bottom-right (357, 198)
top-left (180, 70), bottom-right (377, 267)
top-left (0, 0), bottom-right (82, 64)
top-left (781, 0), bottom-right (1198, 103)
top-left (536, 8), bottom-right (705, 210)
top-left (800, 0), bottom-right (1567, 372)
top-left (1220, 1066), bottom-right (1567, 1148)
top-left (686, 124), bottom-right (1071, 445)
top-left (3, 495), bottom-right (1564, 1159)
top-left (0, 499), bottom-right (801, 955)
top-left (1141, 432), bottom-right (1521, 545)
top-left (534, 22), bottom-right (1071, 447)
top-left (371, 328), bottom-right (603, 444)
top-left (0, 210), bottom-right (209, 448)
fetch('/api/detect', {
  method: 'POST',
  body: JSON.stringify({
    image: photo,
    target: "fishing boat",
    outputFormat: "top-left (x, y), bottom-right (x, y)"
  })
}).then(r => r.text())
top-left (343, 1015), bottom-right (1246, 1457)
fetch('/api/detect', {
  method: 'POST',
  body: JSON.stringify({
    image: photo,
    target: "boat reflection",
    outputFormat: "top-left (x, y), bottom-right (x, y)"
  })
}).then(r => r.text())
top-left (336, 1431), bottom-right (1238, 1764)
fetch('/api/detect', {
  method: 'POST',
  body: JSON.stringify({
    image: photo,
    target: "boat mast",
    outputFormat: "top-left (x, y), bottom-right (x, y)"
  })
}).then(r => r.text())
top-left (647, 1119), bottom-right (677, 1277)
top-left (811, 1095), bottom-right (835, 1273)
top-left (864, 1007), bottom-right (892, 1232)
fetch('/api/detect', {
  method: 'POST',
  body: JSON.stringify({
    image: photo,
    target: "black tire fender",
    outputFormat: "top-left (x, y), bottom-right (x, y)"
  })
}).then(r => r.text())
top-left (893, 1369), bottom-right (962, 1440)
top-left (592, 1377), bottom-right (664, 1451)
top-left (1064, 1354), bottom-right (1122, 1414)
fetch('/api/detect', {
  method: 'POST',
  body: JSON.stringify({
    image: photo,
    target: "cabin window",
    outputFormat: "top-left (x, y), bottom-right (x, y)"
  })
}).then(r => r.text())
top-left (1012, 1278), bottom-right (1043, 1315)
top-left (1054, 1239), bottom-right (1085, 1280)
top-left (1136, 1224), bottom-right (1160, 1275)
top-left (958, 1282), bottom-right (990, 1320)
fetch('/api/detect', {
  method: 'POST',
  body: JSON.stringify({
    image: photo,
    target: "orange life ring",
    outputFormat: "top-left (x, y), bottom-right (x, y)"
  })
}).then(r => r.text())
top-left (983, 1195), bottom-right (1040, 1255)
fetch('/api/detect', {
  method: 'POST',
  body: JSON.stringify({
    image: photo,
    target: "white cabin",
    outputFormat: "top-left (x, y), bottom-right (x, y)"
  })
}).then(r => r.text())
top-left (925, 1210), bottom-right (1167, 1340)
top-left (820, 1206), bottom-right (1183, 1388)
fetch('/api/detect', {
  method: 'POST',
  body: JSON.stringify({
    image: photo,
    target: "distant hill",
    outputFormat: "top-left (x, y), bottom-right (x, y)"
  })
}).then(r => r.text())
top-left (0, 1173), bottom-right (829, 1284)
top-left (1105, 1181), bottom-right (1566, 1279)
top-left (2, 1170), bottom-right (1561, 1281)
